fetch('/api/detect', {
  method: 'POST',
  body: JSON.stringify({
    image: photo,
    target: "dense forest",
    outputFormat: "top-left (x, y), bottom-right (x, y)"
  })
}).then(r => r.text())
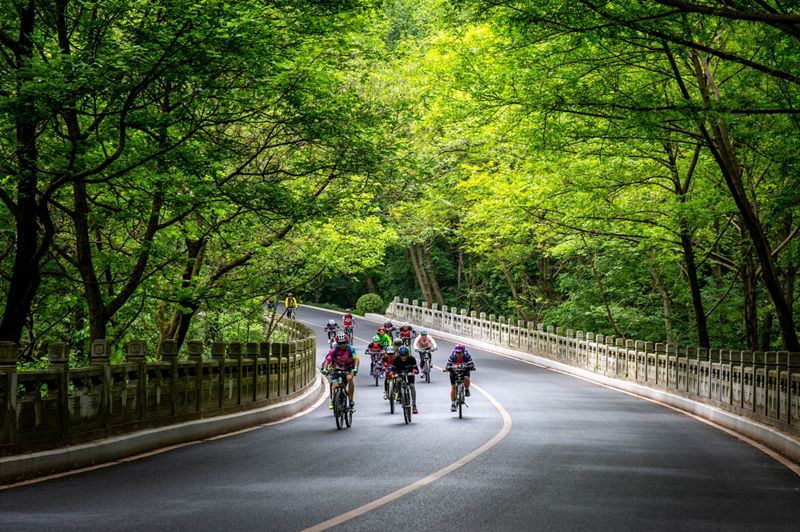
top-left (1, 0), bottom-right (798, 362)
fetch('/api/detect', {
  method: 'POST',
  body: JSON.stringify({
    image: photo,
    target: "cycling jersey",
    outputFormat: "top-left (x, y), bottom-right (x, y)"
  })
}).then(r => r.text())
top-left (326, 345), bottom-right (358, 371)
top-left (343, 313), bottom-right (354, 327)
top-left (446, 350), bottom-right (475, 371)
top-left (365, 342), bottom-right (384, 356)
top-left (392, 354), bottom-right (418, 375)
top-left (413, 335), bottom-right (437, 351)
top-left (381, 352), bottom-right (397, 373)
top-left (377, 332), bottom-right (392, 348)
top-left (398, 326), bottom-right (415, 339)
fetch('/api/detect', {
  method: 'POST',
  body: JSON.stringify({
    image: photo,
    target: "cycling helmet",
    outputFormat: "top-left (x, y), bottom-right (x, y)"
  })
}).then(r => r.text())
top-left (378, 327), bottom-right (385, 333)
top-left (454, 344), bottom-right (465, 352)
top-left (398, 346), bottom-right (410, 356)
top-left (402, 322), bottom-right (409, 328)
top-left (386, 346), bottom-right (396, 355)
top-left (420, 329), bottom-right (428, 335)
top-left (372, 335), bottom-right (380, 342)
top-left (393, 338), bottom-right (402, 347)
top-left (335, 332), bottom-right (347, 344)
top-left (327, 319), bottom-right (335, 326)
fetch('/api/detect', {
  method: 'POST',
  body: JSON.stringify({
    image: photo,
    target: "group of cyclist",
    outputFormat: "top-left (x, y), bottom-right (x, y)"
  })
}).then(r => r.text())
top-left (321, 317), bottom-right (476, 415)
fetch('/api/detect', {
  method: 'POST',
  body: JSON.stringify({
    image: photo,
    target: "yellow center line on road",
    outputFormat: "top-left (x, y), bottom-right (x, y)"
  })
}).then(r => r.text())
top-left (302, 368), bottom-right (512, 532)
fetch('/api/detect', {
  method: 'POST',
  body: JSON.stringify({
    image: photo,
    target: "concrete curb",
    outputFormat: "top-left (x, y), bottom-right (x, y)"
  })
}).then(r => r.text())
top-left (365, 312), bottom-right (800, 465)
top-left (1, 374), bottom-right (326, 486)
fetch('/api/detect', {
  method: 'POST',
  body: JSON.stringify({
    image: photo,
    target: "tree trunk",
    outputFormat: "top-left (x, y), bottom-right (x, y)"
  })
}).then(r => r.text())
top-left (663, 140), bottom-right (710, 348)
top-left (667, 45), bottom-right (800, 350)
top-left (73, 178), bottom-right (109, 341)
top-left (649, 260), bottom-right (675, 345)
top-left (423, 243), bottom-right (445, 306)
top-left (588, 248), bottom-right (623, 338)
top-left (741, 241), bottom-right (758, 351)
top-left (0, 3), bottom-right (47, 344)
top-left (539, 256), bottom-right (557, 304)
top-left (680, 228), bottom-right (711, 348)
top-left (408, 245), bottom-right (433, 303)
top-left (760, 311), bottom-right (774, 351)
top-left (160, 238), bottom-right (207, 353)
top-left (498, 254), bottom-right (531, 322)
top-left (365, 274), bottom-right (378, 294)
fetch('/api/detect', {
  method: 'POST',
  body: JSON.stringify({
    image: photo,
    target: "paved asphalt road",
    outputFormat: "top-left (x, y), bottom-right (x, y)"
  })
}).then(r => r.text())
top-left (1, 306), bottom-right (799, 531)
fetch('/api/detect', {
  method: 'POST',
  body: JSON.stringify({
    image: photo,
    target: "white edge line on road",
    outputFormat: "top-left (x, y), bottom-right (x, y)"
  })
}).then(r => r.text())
top-left (0, 374), bottom-right (329, 491)
top-left (302, 371), bottom-right (512, 532)
top-left (487, 349), bottom-right (800, 477)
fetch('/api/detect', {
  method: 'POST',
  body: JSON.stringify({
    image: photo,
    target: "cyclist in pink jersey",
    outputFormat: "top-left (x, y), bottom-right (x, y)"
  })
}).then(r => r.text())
top-left (322, 332), bottom-right (360, 409)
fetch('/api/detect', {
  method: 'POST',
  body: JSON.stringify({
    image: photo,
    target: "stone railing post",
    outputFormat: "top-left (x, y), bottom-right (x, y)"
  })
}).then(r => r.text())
top-left (0, 342), bottom-right (18, 445)
top-left (186, 341), bottom-right (203, 411)
top-left (246, 343), bottom-right (259, 402)
top-left (90, 340), bottom-right (113, 426)
top-left (91, 339), bottom-right (111, 365)
top-left (158, 340), bottom-right (178, 416)
top-left (48, 342), bottom-right (70, 436)
top-left (187, 340), bottom-right (203, 362)
top-left (125, 340), bottom-right (148, 419)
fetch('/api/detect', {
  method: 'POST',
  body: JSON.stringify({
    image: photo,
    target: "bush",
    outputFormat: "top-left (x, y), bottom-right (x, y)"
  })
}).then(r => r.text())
top-left (356, 293), bottom-right (384, 314)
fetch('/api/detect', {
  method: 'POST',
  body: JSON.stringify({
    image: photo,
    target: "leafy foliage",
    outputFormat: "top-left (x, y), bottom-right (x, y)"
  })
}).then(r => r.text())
top-left (356, 293), bottom-right (385, 314)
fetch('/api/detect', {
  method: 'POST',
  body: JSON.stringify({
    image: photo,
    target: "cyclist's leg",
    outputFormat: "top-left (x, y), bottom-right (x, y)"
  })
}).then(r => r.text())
top-left (464, 374), bottom-right (471, 396)
top-left (346, 373), bottom-right (355, 403)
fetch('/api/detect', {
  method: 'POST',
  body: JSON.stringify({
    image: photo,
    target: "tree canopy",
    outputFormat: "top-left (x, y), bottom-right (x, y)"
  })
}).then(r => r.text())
top-left (2, 0), bottom-right (798, 360)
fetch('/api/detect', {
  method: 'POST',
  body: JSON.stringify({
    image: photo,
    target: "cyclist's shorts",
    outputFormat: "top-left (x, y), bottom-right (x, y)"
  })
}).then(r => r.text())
top-left (449, 370), bottom-right (470, 385)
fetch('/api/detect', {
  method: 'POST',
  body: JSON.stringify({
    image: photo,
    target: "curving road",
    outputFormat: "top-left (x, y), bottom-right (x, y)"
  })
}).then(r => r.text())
top-left (1, 305), bottom-right (799, 531)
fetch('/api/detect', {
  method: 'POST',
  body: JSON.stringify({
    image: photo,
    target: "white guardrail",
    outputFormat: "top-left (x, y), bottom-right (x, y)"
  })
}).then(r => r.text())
top-left (386, 297), bottom-right (800, 460)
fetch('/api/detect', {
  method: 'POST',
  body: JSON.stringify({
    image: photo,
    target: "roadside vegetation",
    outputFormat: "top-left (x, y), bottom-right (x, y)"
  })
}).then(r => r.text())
top-left (2, 0), bottom-right (798, 363)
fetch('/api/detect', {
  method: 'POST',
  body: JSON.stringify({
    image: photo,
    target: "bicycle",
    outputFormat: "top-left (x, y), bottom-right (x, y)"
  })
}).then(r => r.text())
top-left (327, 329), bottom-right (338, 348)
top-left (286, 306), bottom-right (297, 320)
top-left (395, 371), bottom-right (414, 424)
top-left (416, 348), bottom-right (432, 383)
top-left (385, 368), bottom-right (396, 414)
top-left (446, 365), bottom-right (470, 419)
top-left (328, 368), bottom-right (353, 429)
top-left (344, 325), bottom-right (354, 343)
top-left (370, 352), bottom-right (384, 387)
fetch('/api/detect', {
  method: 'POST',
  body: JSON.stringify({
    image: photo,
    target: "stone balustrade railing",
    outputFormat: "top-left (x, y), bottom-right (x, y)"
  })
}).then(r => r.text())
top-left (387, 297), bottom-right (800, 438)
top-left (0, 320), bottom-right (317, 456)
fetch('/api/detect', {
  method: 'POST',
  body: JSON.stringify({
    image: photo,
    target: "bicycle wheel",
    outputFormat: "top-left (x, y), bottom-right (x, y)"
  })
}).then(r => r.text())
top-left (374, 365), bottom-right (379, 387)
top-left (388, 381), bottom-right (395, 414)
top-left (457, 383), bottom-right (464, 419)
top-left (424, 360), bottom-right (430, 383)
top-left (334, 389), bottom-right (344, 429)
top-left (345, 401), bottom-right (353, 428)
top-left (402, 384), bottom-right (412, 424)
